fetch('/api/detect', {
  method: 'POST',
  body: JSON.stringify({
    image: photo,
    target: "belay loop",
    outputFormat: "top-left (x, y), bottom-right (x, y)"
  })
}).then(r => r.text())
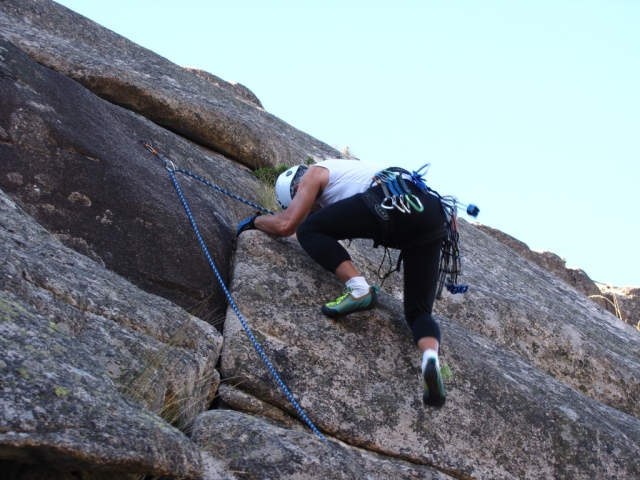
top-left (142, 141), bottom-right (327, 443)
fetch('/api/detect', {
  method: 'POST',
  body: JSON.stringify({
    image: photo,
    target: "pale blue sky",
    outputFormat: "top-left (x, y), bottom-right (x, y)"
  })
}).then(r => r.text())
top-left (56, 0), bottom-right (639, 287)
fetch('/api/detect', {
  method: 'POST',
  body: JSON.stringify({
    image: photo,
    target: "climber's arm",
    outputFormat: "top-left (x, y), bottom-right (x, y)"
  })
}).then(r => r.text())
top-left (254, 166), bottom-right (328, 237)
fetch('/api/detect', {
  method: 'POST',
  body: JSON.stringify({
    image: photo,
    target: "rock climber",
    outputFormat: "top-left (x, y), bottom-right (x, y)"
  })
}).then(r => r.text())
top-left (236, 159), bottom-right (448, 407)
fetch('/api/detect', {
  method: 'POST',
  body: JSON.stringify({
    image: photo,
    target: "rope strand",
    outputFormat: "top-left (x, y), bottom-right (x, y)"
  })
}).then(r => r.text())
top-left (144, 141), bottom-right (327, 443)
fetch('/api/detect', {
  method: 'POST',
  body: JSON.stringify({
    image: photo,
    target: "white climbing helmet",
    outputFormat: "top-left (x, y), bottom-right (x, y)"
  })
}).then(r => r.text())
top-left (275, 164), bottom-right (309, 210)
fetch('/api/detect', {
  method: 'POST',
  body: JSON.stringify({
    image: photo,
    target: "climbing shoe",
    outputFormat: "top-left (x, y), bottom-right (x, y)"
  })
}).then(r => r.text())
top-left (422, 358), bottom-right (446, 408)
top-left (321, 286), bottom-right (379, 318)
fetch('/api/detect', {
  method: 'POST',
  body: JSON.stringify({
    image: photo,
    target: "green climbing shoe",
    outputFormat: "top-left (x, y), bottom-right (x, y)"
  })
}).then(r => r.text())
top-left (321, 286), bottom-right (379, 318)
top-left (422, 357), bottom-right (446, 408)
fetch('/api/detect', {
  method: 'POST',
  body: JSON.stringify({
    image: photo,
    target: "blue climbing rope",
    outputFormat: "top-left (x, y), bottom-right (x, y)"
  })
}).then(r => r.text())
top-left (142, 141), bottom-right (327, 443)
top-left (174, 168), bottom-right (275, 216)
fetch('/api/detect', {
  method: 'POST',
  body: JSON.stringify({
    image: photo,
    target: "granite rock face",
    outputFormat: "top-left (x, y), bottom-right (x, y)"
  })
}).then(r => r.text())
top-left (221, 231), bottom-right (640, 480)
top-left (0, 0), bottom-right (342, 170)
top-left (191, 410), bottom-right (454, 480)
top-left (437, 220), bottom-right (640, 419)
top-left (598, 284), bottom-right (640, 330)
top-left (0, 190), bottom-right (215, 479)
top-left (473, 223), bottom-right (605, 306)
top-left (475, 221), bottom-right (640, 335)
top-left (0, 32), bottom-right (256, 321)
top-left (1, 1), bottom-right (639, 479)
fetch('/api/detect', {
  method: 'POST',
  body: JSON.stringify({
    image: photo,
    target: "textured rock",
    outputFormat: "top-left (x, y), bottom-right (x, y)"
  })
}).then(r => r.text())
top-left (0, 187), bottom-right (223, 429)
top-left (338, 230), bottom-right (640, 420)
top-left (437, 220), bottom-right (640, 419)
top-left (0, 32), bottom-right (258, 320)
top-left (597, 284), bottom-right (640, 330)
top-left (221, 230), bottom-right (640, 479)
top-left (184, 67), bottom-right (264, 109)
top-left (0, 0), bottom-right (342, 169)
top-left (473, 223), bottom-right (605, 307)
top-left (217, 383), bottom-right (305, 431)
top-left (0, 187), bottom-right (223, 476)
top-left (191, 410), bottom-right (454, 480)
top-left (0, 290), bottom-right (202, 479)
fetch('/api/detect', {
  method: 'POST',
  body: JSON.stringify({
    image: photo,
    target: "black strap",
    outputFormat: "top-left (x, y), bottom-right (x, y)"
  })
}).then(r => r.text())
top-left (361, 190), bottom-right (392, 238)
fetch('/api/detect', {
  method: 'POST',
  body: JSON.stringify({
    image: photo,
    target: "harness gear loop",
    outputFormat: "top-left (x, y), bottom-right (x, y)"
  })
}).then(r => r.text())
top-left (373, 168), bottom-right (423, 214)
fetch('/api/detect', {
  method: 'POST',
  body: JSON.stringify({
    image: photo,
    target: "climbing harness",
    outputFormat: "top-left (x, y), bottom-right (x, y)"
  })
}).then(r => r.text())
top-left (369, 163), bottom-right (479, 298)
top-left (142, 141), bottom-right (327, 443)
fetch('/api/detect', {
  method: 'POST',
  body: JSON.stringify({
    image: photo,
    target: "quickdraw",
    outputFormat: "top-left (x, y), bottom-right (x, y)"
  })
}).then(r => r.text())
top-left (373, 169), bottom-right (423, 214)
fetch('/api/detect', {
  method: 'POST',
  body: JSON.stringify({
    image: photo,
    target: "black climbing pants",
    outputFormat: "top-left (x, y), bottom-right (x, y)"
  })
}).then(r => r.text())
top-left (296, 184), bottom-right (447, 346)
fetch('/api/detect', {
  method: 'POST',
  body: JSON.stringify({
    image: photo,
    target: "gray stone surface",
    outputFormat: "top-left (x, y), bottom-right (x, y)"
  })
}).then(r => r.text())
top-left (221, 230), bottom-right (640, 479)
top-left (0, 32), bottom-right (257, 320)
top-left (184, 67), bottom-right (264, 109)
top-left (0, 192), bottom-right (208, 477)
top-left (0, 187), bottom-right (223, 430)
top-left (473, 223), bottom-right (605, 306)
top-left (0, 289), bottom-right (202, 479)
top-left (437, 220), bottom-right (640, 419)
top-left (0, 0), bottom-right (342, 169)
top-left (598, 284), bottom-right (640, 330)
top-left (192, 410), bottom-right (454, 480)
top-left (1, 1), bottom-right (639, 478)
top-left (340, 229), bottom-right (640, 420)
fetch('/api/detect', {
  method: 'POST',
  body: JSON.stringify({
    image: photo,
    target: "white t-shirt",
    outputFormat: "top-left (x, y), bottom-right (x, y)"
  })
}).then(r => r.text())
top-left (312, 159), bottom-right (385, 207)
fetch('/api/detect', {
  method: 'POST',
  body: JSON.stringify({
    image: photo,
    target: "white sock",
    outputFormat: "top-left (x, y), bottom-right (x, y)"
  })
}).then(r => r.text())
top-left (421, 349), bottom-right (439, 373)
top-left (345, 276), bottom-right (370, 298)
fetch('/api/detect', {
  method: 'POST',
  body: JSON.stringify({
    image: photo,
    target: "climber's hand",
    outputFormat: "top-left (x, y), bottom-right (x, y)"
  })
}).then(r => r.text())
top-left (236, 213), bottom-right (262, 236)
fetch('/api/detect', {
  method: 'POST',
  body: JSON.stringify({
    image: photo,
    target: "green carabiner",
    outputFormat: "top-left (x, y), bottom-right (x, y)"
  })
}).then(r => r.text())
top-left (405, 194), bottom-right (424, 212)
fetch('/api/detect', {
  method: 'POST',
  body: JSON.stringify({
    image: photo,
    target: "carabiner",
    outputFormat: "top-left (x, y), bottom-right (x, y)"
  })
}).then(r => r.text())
top-left (143, 140), bottom-right (176, 171)
top-left (405, 194), bottom-right (424, 212)
top-left (381, 196), bottom-right (395, 210)
top-left (395, 195), bottom-right (411, 213)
